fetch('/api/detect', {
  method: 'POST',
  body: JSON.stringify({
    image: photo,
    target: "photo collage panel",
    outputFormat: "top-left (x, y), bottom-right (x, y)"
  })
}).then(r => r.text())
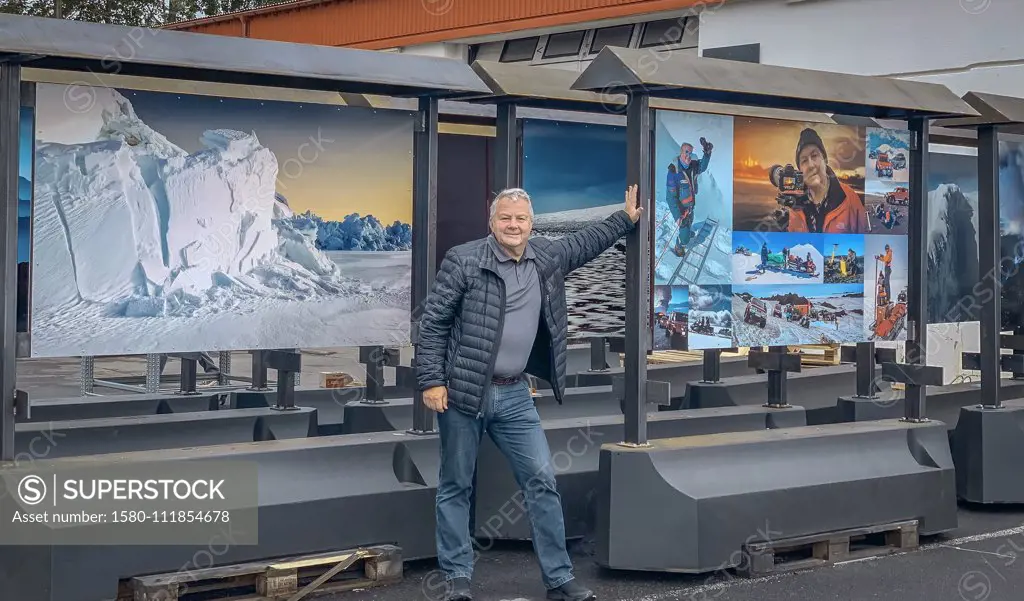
top-left (653, 111), bottom-right (910, 349)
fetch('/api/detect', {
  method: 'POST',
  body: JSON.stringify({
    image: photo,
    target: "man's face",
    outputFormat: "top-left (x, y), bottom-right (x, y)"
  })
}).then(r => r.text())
top-left (490, 197), bottom-right (533, 249)
top-left (798, 143), bottom-right (828, 190)
top-left (679, 144), bottom-right (694, 166)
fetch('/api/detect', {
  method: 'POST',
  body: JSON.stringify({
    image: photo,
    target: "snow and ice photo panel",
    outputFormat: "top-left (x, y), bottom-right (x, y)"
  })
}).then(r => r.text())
top-left (521, 118), bottom-right (628, 342)
top-left (730, 231), bottom-right (823, 285)
top-left (732, 118), bottom-right (867, 235)
top-left (925, 150), bottom-right (980, 324)
top-left (687, 285), bottom-right (733, 350)
top-left (1001, 139), bottom-right (1024, 331)
top-left (652, 109), bottom-right (733, 288)
top-left (29, 83), bottom-right (414, 358)
top-left (17, 106), bottom-right (33, 334)
top-left (732, 283), bottom-right (865, 347)
top-left (863, 234), bottom-right (909, 342)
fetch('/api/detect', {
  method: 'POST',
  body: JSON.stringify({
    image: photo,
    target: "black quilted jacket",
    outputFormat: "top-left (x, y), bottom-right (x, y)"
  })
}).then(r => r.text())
top-left (415, 210), bottom-right (636, 418)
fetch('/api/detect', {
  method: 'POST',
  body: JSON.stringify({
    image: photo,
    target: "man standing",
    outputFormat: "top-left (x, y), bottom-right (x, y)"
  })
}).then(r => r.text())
top-left (666, 138), bottom-right (712, 257)
top-left (876, 243), bottom-right (893, 301)
top-left (415, 186), bottom-right (642, 601)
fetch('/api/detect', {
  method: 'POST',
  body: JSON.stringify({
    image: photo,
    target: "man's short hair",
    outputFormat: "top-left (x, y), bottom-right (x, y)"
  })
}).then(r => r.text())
top-left (490, 188), bottom-right (535, 221)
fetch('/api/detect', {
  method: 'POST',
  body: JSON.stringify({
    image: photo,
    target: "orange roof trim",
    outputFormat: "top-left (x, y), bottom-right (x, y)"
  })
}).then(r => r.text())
top-left (167, 0), bottom-right (725, 51)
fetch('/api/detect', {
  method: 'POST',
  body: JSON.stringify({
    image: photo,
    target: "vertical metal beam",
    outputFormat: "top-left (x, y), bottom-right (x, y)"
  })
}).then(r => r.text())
top-left (978, 125), bottom-right (1002, 408)
top-left (493, 103), bottom-right (519, 195)
top-left (623, 93), bottom-right (652, 446)
top-left (855, 341), bottom-right (876, 398)
top-left (904, 118), bottom-right (929, 422)
top-left (410, 96), bottom-right (439, 434)
top-left (0, 63), bottom-right (20, 461)
top-left (702, 349), bottom-right (721, 383)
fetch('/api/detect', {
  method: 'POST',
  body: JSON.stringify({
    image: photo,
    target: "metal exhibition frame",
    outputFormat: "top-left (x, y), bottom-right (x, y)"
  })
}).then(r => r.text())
top-left (570, 46), bottom-right (981, 445)
top-left (936, 92), bottom-right (1024, 407)
top-left (444, 59), bottom-right (838, 418)
top-left (0, 13), bottom-right (490, 460)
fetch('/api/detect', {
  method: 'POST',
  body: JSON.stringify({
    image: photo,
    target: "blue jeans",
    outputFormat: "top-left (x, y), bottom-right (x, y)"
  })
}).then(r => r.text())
top-left (435, 378), bottom-right (574, 589)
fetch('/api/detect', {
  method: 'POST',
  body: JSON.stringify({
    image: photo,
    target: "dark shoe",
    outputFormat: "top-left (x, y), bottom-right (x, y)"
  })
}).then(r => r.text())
top-left (547, 578), bottom-right (596, 601)
top-left (445, 577), bottom-right (472, 601)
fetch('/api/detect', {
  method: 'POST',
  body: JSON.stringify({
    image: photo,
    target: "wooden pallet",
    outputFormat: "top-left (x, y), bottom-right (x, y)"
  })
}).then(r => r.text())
top-left (737, 520), bottom-right (918, 577)
top-left (125, 544), bottom-right (401, 601)
top-left (790, 345), bottom-right (841, 366)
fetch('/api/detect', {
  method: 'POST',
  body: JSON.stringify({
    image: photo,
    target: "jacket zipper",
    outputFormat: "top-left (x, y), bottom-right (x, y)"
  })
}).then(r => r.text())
top-left (480, 272), bottom-right (506, 420)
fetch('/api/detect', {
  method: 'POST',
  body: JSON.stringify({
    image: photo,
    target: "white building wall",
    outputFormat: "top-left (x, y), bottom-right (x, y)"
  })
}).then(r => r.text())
top-left (699, 0), bottom-right (1024, 96)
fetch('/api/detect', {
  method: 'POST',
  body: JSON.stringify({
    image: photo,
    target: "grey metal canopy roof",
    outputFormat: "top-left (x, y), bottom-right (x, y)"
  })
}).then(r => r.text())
top-left (571, 47), bottom-right (980, 120)
top-left (462, 60), bottom-right (834, 124)
top-left (933, 91), bottom-right (1024, 134)
top-left (0, 14), bottom-right (490, 98)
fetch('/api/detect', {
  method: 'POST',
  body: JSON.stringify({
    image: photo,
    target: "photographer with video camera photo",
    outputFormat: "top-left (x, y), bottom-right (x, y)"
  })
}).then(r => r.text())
top-left (770, 128), bottom-right (867, 234)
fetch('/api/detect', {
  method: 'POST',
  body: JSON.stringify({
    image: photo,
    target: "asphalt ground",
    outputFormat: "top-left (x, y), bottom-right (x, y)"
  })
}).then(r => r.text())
top-left (330, 505), bottom-right (1024, 601)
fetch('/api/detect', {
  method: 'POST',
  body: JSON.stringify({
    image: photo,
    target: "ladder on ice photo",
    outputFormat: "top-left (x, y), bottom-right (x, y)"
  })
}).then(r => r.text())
top-left (656, 218), bottom-right (719, 287)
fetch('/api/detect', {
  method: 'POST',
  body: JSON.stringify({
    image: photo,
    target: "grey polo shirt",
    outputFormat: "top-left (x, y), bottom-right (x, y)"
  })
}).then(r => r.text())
top-left (487, 235), bottom-right (542, 378)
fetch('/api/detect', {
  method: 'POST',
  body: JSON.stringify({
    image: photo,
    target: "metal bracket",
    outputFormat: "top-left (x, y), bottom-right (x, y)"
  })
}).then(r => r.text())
top-left (612, 376), bottom-right (671, 408)
top-left (881, 362), bottom-right (944, 387)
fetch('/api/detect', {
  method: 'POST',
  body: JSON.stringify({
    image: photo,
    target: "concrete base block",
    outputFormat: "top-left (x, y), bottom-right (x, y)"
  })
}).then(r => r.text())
top-left (473, 406), bottom-right (807, 541)
top-left (0, 431), bottom-right (440, 601)
top-left (342, 386), bottom-right (624, 435)
top-left (14, 407), bottom-right (317, 459)
top-left (596, 419), bottom-right (957, 572)
top-left (951, 399), bottom-right (1024, 504)
top-left (23, 392), bottom-right (222, 423)
top-left (686, 364), bottom-right (869, 421)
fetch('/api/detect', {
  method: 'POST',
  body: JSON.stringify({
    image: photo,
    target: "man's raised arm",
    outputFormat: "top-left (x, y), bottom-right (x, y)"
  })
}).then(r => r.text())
top-left (414, 249), bottom-right (466, 391)
top-left (554, 185), bottom-right (642, 275)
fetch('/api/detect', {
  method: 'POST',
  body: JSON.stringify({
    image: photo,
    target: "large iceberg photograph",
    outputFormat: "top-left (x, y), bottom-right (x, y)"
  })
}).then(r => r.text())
top-left (29, 83), bottom-right (414, 357)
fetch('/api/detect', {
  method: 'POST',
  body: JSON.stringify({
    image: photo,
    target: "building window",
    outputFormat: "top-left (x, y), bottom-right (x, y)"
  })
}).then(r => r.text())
top-left (639, 18), bottom-right (687, 48)
top-left (589, 24), bottom-right (634, 55)
top-left (500, 37), bottom-right (539, 62)
top-left (542, 30), bottom-right (585, 59)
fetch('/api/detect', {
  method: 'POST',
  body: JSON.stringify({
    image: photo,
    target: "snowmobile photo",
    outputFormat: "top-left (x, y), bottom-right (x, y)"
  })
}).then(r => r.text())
top-left (691, 317), bottom-right (715, 335)
top-left (735, 246), bottom-right (752, 256)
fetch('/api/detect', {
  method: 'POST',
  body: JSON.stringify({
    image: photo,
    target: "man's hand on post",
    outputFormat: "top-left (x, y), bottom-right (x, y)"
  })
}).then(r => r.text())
top-left (625, 184), bottom-right (643, 224)
top-left (423, 385), bottom-right (448, 412)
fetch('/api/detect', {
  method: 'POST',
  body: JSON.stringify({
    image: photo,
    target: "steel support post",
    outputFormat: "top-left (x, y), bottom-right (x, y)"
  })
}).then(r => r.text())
top-left (179, 358), bottom-right (198, 395)
top-left (410, 96), bottom-right (439, 434)
top-left (904, 118), bottom-right (930, 422)
top-left (492, 103), bottom-right (520, 195)
top-left (702, 349), bottom-right (722, 383)
top-left (80, 356), bottom-right (95, 396)
top-left (766, 346), bottom-right (789, 407)
top-left (218, 351), bottom-right (231, 386)
top-left (144, 354), bottom-right (160, 393)
top-left (855, 341), bottom-right (876, 398)
top-left (978, 125), bottom-right (1002, 408)
top-left (0, 63), bottom-right (20, 461)
top-left (590, 337), bottom-right (609, 372)
top-left (623, 93), bottom-right (652, 446)
top-left (250, 350), bottom-right (269, 391)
